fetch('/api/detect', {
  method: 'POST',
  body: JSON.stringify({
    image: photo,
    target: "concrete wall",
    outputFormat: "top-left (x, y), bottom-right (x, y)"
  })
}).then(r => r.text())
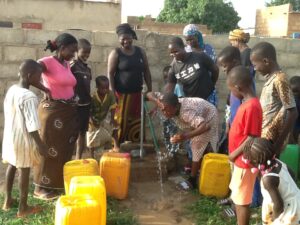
top-left (0, 0), bottom-right (121, 31)
top-left (255, 4), bottom-right (300, 37)
top-left (126, 16), bottom-right (212, 35)
top-left (1, 28), bottom-right (300, 141)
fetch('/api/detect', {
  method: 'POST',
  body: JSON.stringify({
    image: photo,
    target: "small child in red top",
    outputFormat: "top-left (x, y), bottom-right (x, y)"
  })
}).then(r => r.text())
top-left (227, 65), bottom-right (263, 225)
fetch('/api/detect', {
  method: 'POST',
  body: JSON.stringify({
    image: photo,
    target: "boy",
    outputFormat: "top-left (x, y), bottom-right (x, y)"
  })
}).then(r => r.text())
top-left (226, 66), bottom-right (262, 225)
top-left (147, 92), bottom-right (218, 190)
top-left (70, 39), bottom-right (92, 159)
top-left (2, 59), bottom-right (48, 217)
top-left (86, 76), bottom-right (118, 158)
top-left (218, 46), bottom-right (262, 209)
top-left (289, 76), bottom-right (300, 144)
top-left (250, 42), bottom-right (298, 155)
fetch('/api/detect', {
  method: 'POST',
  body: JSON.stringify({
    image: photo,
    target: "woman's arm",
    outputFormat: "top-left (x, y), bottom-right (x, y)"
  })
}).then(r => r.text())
top-left (263, 176), bottom-right (284, 221)
top-left (107, 49), bottom-right (118, 93)
top-left (140, 48), bottom-right (152, 92)
top-left (35, 61), bottom-right (51, 98)
top-left (202, 53), bottom-right (219, 86)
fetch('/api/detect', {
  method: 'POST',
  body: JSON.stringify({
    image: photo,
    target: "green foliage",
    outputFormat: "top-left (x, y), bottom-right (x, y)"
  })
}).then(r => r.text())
top-left (0, 187), bottom-right (138, 225)
top-left (157, 0), bottom-right (240, 33)
top-left (266, 0), bottom-right (300, 11)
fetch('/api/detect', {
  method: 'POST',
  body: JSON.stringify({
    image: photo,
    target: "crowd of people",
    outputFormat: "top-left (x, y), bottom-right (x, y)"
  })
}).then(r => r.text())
top-left (1, 23), bottom-right (300, 224)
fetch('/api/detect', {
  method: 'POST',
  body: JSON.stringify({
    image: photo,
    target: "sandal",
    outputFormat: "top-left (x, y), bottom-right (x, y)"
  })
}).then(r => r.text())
top-left (223, 207), bottom-right (236, 218)
top-left (218, 197), bottom-right (233, 206)
top-left (16, 206), bottom-right (42, 218)
top-left (176, 180), bottom-right (193, 192)
top-left (33, 191), bottom-right (59, 201)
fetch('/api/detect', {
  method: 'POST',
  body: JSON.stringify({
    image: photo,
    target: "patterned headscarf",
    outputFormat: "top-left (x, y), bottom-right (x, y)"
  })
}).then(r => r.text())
top-left (229, 29), bottom-right (250, 43)
top-left (183, 24), bottom-right (204, 49)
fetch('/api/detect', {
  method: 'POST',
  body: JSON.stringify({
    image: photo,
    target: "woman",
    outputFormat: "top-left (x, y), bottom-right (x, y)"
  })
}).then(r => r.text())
top-left (34, 33), bottom-right (79, 200)
top-left (183, 24), bottom-right (218, 106)
top-left (183, 24), bottom-right (216, 62)
top-left (107, 23), bottom-right (152, 145)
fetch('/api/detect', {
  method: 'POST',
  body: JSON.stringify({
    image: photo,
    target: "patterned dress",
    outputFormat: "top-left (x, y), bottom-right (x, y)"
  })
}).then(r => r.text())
top-left (261, 160), bottom-right (300, 225)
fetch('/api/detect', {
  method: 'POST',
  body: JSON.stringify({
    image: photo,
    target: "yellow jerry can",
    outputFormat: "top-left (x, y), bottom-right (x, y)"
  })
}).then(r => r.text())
top-left (99, 152), bottom-right (131, 200)
top-left (63, 159), bottom-right (99, 193)
top-left (69, 176), bottom-right (106, 225)
top-left (55, 194), bottom-right (101, 225)
top-left (199, 153), bottom-right (231, 198)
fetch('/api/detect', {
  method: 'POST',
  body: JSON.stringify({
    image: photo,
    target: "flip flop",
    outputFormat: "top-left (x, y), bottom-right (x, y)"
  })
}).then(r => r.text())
top-left (223, 207), bottom-right (236, 218)
top-left (218, 197), bottom-right (233, 206)
top-left (33, 191), bottom-right (59, 201)
top-left (16, 206), bottom-right (42, 218)
top-left (175, 180), bottom-right (193, 192)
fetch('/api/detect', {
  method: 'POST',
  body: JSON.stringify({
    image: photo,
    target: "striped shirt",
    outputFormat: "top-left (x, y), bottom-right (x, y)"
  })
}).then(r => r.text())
top-left (2, 85), bottom-right (40, 168)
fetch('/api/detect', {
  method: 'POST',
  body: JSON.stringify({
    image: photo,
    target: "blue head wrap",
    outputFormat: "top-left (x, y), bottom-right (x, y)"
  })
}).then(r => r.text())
top-left (183, 24), bottom-right (204, 49)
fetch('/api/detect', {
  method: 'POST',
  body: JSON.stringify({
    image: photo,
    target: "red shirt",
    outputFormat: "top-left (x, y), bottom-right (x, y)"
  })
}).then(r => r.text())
top-left (229, 98), bottom-right (262, 168)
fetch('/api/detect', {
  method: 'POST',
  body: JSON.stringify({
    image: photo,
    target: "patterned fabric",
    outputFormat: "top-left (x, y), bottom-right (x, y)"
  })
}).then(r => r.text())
top-left (173, 97), bottom-right (219, 162)
top-left (2, 85), bottom-right (41, 168)
top-left (87, 114), bottom-right (113, 148)
top-left (260, 72), bottom-right (296, 142)
top-left (206, 89), bottom-right (218, 106)
top-left (261, 160), bottom-right (300, 225)
top-left (115, 92), bottom-right (143, 143)
top-left (229, 29), bottom-right (250, 43)
top-left (90, 91), bottom-right (116, 127)
top-left (35, 99), bottom-right (79, 190)
top-left (87, 91), bottom-right (116, 148)
top-left (183, 24), bottom-right (204, 49)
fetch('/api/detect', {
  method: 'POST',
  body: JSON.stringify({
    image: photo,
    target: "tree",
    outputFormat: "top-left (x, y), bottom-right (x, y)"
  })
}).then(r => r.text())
top-left (157, 0), bottom-right (240, 33)
top-left (266, 0), bottom-right (300, 11)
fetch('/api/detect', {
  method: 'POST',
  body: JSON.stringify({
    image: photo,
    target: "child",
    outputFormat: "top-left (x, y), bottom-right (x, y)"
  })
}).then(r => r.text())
top-left (289, 76), bottom-right (300, 144)
top-left (243, 137), bottom-right (300, 225)
top-left (70, 39), bottom-right (92, 159)
top-left (226, 66), bottom-right (262, 225)
top-left (250, 42), bottom-right (298, 155)
top-left (86, 76), bottom-right (118, 158)
top-left (147, 91), bottom-right (218, 189)
top-left (2, 59), bottom-right (48, 217)
top-left (218, 46), bottom-right (262, 208)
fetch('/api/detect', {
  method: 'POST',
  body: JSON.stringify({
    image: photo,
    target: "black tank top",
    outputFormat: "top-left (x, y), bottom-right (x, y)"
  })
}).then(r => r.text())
top-left (115, 46), bottom-right (145, 93)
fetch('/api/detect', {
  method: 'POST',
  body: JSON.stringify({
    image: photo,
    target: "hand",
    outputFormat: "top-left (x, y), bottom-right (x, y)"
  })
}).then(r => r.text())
top-left (110, 119), bottom-right (118, 128)
top-left (44, 87), bottom-right (52, 100)
top-left (228, 153), bottom-right (235, 162)
top-left (37, 142), bottom-right (49, 158)
top-left (170, 133), bottom-right (187, 143)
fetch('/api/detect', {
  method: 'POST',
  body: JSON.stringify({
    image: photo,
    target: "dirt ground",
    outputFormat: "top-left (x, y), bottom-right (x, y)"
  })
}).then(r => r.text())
top-left (123, 180), bottom-right (196, 225)
top-left (0, 152), bottom-right (197, 225)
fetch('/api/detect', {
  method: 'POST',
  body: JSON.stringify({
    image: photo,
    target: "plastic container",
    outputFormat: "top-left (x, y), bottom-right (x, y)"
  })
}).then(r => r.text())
top-left (280, 144), bottom-right (299, 180)
top-left (99, 152), bottom-right (131, 199)
top-left (69, 176), bottom-right (106, 225)
top-left (55, 194), bottom-right (101, 225)
top-left (63, 159), bottom-right (99, 193)
top-left (199, 153), bottom-right (231, 198)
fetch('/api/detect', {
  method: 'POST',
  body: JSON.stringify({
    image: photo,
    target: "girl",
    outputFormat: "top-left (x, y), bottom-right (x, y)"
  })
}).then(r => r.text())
top-left (244, 137), bottom-right (300, 225)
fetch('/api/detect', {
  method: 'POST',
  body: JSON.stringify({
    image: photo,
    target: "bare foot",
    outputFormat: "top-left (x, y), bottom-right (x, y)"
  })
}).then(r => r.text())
top-left (2, 198), bottom-right (16, 211)
top-left (110, 147), bottom-right (120, 153)
top-left (17, 205), bottom-right (42, 218)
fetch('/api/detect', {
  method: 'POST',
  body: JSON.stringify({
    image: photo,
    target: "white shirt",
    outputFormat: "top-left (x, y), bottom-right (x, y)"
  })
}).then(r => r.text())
top-left (2, 85), bottom-right (40, 168)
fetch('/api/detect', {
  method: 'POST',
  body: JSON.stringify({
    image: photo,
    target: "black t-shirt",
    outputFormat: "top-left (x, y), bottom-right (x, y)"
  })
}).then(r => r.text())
top-left (115, 46), bottom-right (145, 94)
top-left (241, 48), bottom-right (252, 68)
top-left (70, 59), bottom-right (92, 105)
top-left (168, 52), bottom-right (215, 99)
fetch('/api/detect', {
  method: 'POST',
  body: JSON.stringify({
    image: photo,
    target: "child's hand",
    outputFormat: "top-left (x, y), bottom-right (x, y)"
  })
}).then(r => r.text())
top-left (37, 142), bottom-right (49, 158)
top-left (170, 133), bottom-right (186, 143)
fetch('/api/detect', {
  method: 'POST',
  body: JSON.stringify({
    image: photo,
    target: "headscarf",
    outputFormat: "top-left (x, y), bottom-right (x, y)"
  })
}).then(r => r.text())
top-left (229, 29), bottom-right (250, 43)
top-left (116, 23), bottom-right (137, 40)
top-left (183, 24), bottom-right (204, 49)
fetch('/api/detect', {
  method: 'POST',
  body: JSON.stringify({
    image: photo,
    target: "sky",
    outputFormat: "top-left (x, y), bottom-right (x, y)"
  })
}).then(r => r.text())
top-left (121, 0), bottom-right (268, 29)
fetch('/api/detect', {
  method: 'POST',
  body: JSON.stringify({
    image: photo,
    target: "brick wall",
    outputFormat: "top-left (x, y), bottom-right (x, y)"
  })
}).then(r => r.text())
top-left (1, 28), bottom-right (300, 142)
top-left (255, 4), bottom-right (300, 37)
top-left (126, 16), bottom-right (212, 35)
